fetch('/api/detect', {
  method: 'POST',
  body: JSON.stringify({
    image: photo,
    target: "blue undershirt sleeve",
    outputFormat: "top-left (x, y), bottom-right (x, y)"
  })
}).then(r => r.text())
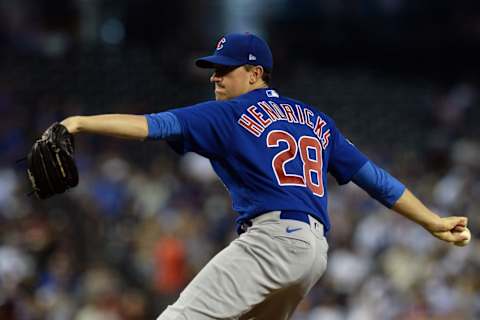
top-left (351, 160), bottom-right (406, 208)
top-left (144, 112), bottom-right (182, 140)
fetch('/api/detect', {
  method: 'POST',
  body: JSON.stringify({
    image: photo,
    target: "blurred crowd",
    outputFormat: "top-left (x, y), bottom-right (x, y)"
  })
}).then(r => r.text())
top-left (1, 62), bottom-right (479, 320)
top-left (1, 1), bottom-right (480, 319)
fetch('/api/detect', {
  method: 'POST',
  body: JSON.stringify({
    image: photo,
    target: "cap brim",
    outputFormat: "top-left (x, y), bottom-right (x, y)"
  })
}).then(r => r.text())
top-left (195, 55), bottom-right (244, 69)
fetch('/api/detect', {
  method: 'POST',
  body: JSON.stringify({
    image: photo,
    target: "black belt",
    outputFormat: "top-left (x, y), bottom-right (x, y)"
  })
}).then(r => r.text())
top-left (280, 210), bottom-right (310, 224)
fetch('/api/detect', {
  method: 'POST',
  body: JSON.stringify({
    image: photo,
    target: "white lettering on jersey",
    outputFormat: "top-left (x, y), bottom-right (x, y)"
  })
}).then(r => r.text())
top-left (280, 104), bottom-right (299, 123)
top-left (238, 114), bottom-right (264, 137)
top-left (247, 105), bottom-right (272, 127)
top-left (238, 101), bottom-right (330, 150)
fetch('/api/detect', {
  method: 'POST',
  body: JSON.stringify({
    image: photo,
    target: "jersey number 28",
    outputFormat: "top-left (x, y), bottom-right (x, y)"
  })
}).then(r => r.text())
top-left (267, 130), bottom-right (324, 197)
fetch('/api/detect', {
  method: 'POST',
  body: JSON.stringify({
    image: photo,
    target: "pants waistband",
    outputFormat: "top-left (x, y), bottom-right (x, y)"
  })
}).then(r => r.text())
top-left (237, 211), bottom-right (324, 235)
top-left (252, 210), bottom-right (303, 223)
top-left (252, 210), bottom-right (322, 228)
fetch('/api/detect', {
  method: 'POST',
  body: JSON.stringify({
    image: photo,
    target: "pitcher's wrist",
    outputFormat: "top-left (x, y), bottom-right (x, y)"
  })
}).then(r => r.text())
top-left (61, 116), bottom-right (81, 134)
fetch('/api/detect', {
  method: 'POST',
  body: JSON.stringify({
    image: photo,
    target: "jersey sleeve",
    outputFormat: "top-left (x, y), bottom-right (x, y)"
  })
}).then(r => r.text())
top-left (144, 112), bottom-right (182, 140)
top-left (167, 100), bottom-right (236, 158)
top-left (352, 160), bottom-right (406, 207)
top-left (327, 118), bottom-right (369, 185)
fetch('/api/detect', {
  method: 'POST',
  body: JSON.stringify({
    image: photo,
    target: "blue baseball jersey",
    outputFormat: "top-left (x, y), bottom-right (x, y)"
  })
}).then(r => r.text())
top-left (167, 88), bottom-right (368, 232)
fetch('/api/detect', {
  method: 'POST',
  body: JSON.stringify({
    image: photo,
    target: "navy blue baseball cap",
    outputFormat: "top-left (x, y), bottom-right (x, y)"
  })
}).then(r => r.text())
top-left (195, 33), bottom-right (273, 71)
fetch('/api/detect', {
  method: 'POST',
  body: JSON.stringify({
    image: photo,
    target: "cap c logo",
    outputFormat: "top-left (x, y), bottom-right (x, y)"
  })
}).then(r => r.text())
top-left (216, 37), bottom-right (226, 50)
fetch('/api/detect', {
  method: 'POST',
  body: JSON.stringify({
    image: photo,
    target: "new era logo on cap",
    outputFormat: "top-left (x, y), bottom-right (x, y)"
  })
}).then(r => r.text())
top-left (249, 54), bottom-right (257, 61)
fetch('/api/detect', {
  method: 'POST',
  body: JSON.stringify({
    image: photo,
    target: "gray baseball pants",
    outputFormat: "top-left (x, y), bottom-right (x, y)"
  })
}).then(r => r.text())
top-left (157, 211), bottom-right (328, 320)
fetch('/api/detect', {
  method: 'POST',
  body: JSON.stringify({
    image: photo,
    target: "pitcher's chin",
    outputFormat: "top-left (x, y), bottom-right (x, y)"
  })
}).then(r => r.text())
top-left (215, 90), bottom-right (227, 101)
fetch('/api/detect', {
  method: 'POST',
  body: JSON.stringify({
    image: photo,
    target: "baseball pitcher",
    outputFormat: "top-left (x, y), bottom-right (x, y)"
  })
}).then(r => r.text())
top-left (28, 33), bottom-right (470, 319)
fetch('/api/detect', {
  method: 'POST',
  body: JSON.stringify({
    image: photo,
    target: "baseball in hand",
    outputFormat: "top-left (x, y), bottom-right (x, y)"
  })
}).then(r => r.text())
top-left (454, 227), bottom-right (471, 247)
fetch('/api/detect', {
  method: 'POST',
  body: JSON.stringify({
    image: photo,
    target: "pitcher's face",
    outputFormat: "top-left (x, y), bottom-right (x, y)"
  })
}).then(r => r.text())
top-left (210, 66), bottom-right (252, 101)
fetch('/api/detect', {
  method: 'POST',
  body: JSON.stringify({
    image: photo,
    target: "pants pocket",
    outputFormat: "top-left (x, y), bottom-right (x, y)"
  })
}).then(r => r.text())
top-left (271, 235), bottom-right (312, 250)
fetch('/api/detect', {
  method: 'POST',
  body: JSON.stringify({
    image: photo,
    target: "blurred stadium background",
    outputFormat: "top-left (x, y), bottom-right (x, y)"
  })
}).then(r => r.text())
top-left (1, 1), bottom-right (479, 319)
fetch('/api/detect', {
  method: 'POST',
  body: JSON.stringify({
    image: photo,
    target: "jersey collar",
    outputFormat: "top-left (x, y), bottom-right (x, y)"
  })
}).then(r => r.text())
top-left (247, 88), bottom-right (280, 99)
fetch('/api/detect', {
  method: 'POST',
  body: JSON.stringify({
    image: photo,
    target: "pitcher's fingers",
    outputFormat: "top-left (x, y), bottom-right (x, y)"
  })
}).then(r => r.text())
top-left (433, 230), bottom-right (469, 243)
top-left (439, 216), bottom-right (468, 231)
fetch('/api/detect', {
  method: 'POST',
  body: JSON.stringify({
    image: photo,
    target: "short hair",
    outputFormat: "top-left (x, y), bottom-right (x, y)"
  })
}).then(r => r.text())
top-left (244, 65), bottom-right (272, 86)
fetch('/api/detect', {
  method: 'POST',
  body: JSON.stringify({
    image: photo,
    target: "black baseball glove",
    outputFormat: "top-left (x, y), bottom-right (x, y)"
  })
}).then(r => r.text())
top-left (27, 122), bottom-right (79, 199)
